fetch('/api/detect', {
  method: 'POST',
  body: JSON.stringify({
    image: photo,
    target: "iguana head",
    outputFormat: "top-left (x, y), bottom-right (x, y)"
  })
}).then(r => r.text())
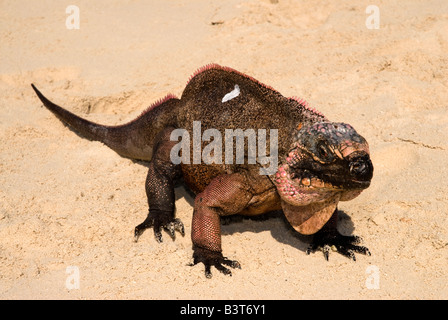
top-left (273, 122), bottom-right (373, 235)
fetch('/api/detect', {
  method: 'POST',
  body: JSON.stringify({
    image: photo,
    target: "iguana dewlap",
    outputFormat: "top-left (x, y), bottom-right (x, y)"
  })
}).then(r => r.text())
top-left (32, 64), bottom-right (373, 278)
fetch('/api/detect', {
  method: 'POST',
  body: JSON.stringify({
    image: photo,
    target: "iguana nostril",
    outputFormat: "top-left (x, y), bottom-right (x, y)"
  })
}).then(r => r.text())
top-left (350, 158), bottom-right (373, 180)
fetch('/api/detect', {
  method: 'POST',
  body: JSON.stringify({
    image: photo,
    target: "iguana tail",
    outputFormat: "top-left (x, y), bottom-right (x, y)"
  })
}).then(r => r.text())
top-left (31, 84), bottom-right (180, 161)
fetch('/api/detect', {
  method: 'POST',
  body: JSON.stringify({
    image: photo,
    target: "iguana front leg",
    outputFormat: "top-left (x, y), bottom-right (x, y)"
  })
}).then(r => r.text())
top-left (191, 173), bottom-right (254, 278)
top-left (134, 127), bottom-right (184, 242)
top-left (306, 208), bottom-right (371, 261)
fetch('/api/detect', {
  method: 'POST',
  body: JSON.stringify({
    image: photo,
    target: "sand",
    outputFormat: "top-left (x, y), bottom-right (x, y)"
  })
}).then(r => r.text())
top-left (0, 0), bottom-right (447, 299)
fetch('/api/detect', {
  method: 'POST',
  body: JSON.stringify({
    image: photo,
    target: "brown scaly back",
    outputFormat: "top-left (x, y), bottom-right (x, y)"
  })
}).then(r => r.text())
top-left (186, 63), bottom-right (327, 125)
top-left (187, 63), bottom-right (277, 92)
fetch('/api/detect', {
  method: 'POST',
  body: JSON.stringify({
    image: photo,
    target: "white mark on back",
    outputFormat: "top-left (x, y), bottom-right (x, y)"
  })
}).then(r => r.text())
top-left (222, 84), bottom-right (240, 103)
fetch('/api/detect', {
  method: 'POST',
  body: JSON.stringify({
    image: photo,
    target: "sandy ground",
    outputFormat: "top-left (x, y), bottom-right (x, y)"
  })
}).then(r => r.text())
top-left (1, 0), bottom-right (447, 300)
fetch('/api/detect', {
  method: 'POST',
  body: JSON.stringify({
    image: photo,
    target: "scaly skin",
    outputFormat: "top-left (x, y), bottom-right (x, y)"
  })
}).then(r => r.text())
top-left (31, 64), bottom-right (373, 278)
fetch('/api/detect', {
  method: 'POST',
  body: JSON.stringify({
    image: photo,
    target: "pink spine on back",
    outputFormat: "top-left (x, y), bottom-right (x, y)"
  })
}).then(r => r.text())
top-left (187, 63), bottom-right (276, 91)
top-left (288, 96), bottom-right (326, 119)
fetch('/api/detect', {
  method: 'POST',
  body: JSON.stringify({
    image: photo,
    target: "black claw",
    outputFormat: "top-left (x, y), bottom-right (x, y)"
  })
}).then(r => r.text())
top-left (165, 223), bottom-right (176, 240)
top-left (154, 229), bottom-right (163, 243)
top-left (174, 219), bottom-right (185, 236)
top-left (192, 246), bottom-right (241, 278)
top-left (205, 265), bottom-right (212, 279)
top-left (134, 211), bottom-right (184, 243)
top-left (215, 263), bottom-right (232, 276)
top-left (350, 244), bottom-right (371, 256)
top-left (336, 245), bottom-right (356, 261)
top-left (322, 245), bottom-right (331, 261)
top-left (307, 229), bottom-right (370, 261)
top-left (134, 220), bottom-right (153, 242)
top-left (227, 260), bottom-right (242, 269)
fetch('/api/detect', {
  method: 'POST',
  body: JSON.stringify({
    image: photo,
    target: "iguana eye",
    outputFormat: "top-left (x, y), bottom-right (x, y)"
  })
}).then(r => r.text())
top-left (316, 141), bottom-right (333, 162)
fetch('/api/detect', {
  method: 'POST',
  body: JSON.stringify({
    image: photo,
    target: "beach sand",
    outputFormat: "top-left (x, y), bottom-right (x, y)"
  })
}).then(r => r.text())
top-left (1, 0), bottom-right (447, 299)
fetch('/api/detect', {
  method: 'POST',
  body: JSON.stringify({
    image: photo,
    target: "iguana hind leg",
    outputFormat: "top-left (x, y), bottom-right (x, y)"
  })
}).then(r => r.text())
top-left (134, 127), bottom-right (184, 242)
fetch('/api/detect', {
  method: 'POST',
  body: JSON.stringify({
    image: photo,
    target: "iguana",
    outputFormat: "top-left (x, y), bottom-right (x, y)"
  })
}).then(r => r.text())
top-left (31, 64), bottom-right (373, 278)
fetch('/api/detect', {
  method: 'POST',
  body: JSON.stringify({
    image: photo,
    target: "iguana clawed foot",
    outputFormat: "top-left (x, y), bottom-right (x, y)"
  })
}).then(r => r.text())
top-left (191, 246), bottom-right (241, 278)
top-left (134, 210), bottom-right (185, 242)
top-left (306, 229), bottom-right (371, 261)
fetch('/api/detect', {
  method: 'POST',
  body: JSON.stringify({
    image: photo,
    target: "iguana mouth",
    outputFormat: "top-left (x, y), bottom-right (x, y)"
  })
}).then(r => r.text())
top-left (288, 168), bottom-right (339, 189)
top-left (274, 161), bottom-right (370, 235)
top-left (273, 164), bottom-right (338, 206)
top-left (273, 152), bottom-right (372, 206)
